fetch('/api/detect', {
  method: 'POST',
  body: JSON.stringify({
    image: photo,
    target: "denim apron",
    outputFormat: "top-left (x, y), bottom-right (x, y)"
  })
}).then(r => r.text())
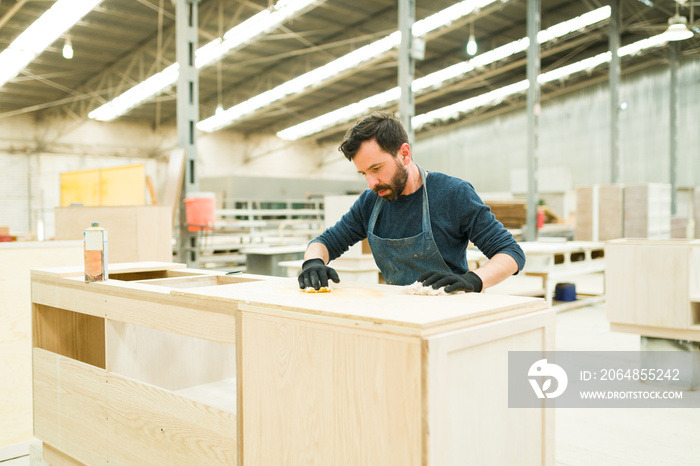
top-left (367, 165), bottom-right (452, 286)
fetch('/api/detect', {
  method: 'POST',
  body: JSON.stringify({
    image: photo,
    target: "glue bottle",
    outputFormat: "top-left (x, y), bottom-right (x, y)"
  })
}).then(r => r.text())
top-left (84, 222), bottom-right (108, 282)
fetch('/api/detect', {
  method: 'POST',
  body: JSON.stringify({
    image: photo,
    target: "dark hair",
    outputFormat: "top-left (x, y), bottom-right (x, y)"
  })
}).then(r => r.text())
top-left (338, 111), bottom-right (409, 161)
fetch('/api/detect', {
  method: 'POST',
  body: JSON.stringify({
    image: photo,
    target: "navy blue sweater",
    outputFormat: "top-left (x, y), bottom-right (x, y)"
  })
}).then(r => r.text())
top-left (313, 171), bottom-right (525, 274)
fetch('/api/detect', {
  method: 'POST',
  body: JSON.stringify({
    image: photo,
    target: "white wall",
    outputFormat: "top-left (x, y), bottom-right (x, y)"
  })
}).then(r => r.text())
top-left (415, 57), bottom-right (700, 192)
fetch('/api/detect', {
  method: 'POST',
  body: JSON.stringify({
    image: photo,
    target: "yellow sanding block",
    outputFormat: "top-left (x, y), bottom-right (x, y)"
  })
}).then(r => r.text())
top-left (302, 286), bottom-right (332, 293)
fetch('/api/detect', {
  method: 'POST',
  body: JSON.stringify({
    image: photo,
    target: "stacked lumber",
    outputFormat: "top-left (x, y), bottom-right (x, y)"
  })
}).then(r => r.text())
top-left (484, 200), bottom-right (527, 229)
top-left (575, 183), bottom-right (671, 240)
top-left (623, 183), bottom-right (671, 239)
top-left (695, 187), bottom-right (700, 238)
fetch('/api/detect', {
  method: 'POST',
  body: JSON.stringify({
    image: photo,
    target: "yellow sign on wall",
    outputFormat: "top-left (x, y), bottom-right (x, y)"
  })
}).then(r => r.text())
top-left (60, 164), bottom-right (146, 206)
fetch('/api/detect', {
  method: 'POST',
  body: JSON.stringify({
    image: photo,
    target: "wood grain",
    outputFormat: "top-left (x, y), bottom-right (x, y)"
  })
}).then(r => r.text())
top-left (34, 348), bottom-right (236, 466)
top-left (241, 311), bottom-right (422, 466)
top-left (426, 310), bottom-right (555, 466)
top-left (0, 241), bottom-right (82, 448)
top-left (606, 239), bottom-right (697, 330)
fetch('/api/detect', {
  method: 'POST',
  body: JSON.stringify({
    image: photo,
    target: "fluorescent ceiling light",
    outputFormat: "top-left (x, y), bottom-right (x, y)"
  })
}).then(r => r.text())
top-left (412, 32), bottom-right (670, 130)
top-left (0, 0), bottom-right (102, 87)
top-left (89, 0), bottom-right (324, 121)
top-left (277, 6), bottom-right (611, 140)
top-left (198, 0), bottom-right (504, 133)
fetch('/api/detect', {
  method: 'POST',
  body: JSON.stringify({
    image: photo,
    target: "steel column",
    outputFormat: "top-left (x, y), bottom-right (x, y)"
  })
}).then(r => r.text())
top-left (525, 0), bottom-right (540, 242)
top-left (669, 41), bottom-right (679, 215)
top-left (175, 0), bottom-right (200, 266)
top-left (609, 0), bottom-right (622, 184)
top-left (398, 0), bottom-right (415, 145)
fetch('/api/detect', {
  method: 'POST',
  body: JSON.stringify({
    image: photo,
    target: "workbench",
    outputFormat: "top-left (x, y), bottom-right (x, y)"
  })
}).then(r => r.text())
top-left (521, 241), bottom-right (606, 306)
top-left (31, 262), bottom-right (552, 465)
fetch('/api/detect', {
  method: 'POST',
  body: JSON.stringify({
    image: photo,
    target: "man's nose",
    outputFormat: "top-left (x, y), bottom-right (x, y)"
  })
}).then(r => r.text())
top-left (365, 174), bottom-right (379, 189)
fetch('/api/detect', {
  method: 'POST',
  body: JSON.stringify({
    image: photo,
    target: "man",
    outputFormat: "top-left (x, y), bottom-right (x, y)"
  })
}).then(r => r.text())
top-left (298, 112), bottom-right (525, 293)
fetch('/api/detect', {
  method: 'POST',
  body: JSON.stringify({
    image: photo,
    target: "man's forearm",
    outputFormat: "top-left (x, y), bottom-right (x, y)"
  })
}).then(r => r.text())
top-left (304, 241), bottom-right (330, 264)
top-left (471, 253), bottom-right (518, 290)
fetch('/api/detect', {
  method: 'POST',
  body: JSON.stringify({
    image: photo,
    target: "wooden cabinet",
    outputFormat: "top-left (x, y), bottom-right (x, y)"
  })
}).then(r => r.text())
top-left (32, 262), bottom-right (552, 465)
top-left (605, 239), bottom-right (700, 341)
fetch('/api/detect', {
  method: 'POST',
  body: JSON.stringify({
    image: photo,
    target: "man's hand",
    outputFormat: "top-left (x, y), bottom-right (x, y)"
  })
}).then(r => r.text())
top-left (417, 271), bottom-right (483, 293)
top-left (298, 258), bottom-right (340, 290)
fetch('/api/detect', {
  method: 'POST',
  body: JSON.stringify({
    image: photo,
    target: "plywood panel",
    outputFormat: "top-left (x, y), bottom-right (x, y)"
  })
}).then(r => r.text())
top-left (60, 170), bottom-right (100, 207)
top-left (694, 188), bottom-right (700, 239)
top-left (33, 348), bottom-right (236, 466)
top-left (99, 164), bottom-right (145, 206)
top-left (106, 370), bottom-right (236, 465)
top-left (606, 241), bottom-right (691, 328)
top-left (0, 241), bottom-right (82, 448)
top-left (55, 206), bottom-right (172, 263)
top-left (241, 312), bottom-right (422, 466)
top-left (31, 279), bottom-right (237, 344)
top-left (427, 310), bottom-right (554, 466)
top-left (59, 165), bottom-right (146, 207)
top-left (106, 321), bottom-right (236, 391)
top-left (33, 304), bottom-right (105, 368)
top-left (32, 349), bottom-right (109, 466)
top-left (598, 184), bottom-right (623, 241)
top-left (574, 185), bottom-right (595, 241)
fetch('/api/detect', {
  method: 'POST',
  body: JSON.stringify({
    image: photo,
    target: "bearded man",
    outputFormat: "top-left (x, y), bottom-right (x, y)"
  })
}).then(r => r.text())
top-left (298, 112), bottom-right (525, 293)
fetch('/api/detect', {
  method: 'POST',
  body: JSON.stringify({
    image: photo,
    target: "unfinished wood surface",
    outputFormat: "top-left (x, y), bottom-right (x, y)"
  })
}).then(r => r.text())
top-left (0, 241), bottom-right (82, 448)
top-left (31, 276), bottom-right (237, 344)
top-left (42, 444), bottom-right (84, 466)
top-left (427, 309), bottom-right (555, 466)
top-left (694, 187), bottom-right (700, 239)
top-left (106, 320), bottom-right (236, 391)
top-left (598, 184), bottom-right (623, 240)
top-left (606, 239), bottom-right (700, 334)
top-left (175, 278), bottom-right (546, 335)
top-left (34, 348), bottom-right (236, 465)
top-left (240, 311), bottom-right (422, 466)
top-left (33, 349), bottom-right (109, 466)
top-left (623, 183), bottom-right (671, 239)
top-left (55, 205), bottom-right (172, 262)
top-left (574, 185), bottom-right (596, 241)
top-left (30, 261), bottom-right (186, 281)
top-left (33, 304), bottom-right (105, 368)
top-left (106, 366), bottom-right (236, 465)
top-left (60, 164), bottom-right (146, 207)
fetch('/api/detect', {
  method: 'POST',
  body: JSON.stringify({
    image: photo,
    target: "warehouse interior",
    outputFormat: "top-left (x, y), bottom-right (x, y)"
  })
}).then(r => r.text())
top-left (1, 0), bottom-right (700, 464)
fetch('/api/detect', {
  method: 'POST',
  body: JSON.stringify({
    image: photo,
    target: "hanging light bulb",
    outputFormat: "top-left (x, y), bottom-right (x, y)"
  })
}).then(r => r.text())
top-left (62, 36), bottom-right (73, 59)
top-left (466, 21), bottom-right (477, 56)
top-left (663, 2), bottom-right (694, 41)
top-left (663, 14), bottom-right (694, 41)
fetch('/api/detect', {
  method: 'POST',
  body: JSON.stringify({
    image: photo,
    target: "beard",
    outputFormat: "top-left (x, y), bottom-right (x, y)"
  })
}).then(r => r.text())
top-left (373, 158), bottom-right (409, 202)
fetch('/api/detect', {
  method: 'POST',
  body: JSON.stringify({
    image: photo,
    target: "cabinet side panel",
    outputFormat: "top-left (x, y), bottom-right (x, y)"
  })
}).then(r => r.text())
top-left (606, 243), bottom-right (690, 328)
top-left (241, 312), bottom-right (422, 466)
top-left (427, 311), bottom-right (553, 466)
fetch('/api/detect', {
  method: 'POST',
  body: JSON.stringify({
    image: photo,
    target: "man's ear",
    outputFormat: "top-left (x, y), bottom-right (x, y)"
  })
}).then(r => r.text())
top-left (399, 143), bottom-right (411, 164)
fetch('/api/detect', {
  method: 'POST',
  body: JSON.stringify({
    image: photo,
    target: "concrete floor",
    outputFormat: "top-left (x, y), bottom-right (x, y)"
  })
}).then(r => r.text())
top-left (554, 303), bottom-right (700, 466)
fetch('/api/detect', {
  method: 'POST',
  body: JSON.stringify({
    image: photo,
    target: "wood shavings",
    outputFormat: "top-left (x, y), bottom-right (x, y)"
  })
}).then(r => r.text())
top-left (302, 286), bottom-right (332, 293)
top-left (404, 281), bottom-right (465, 296)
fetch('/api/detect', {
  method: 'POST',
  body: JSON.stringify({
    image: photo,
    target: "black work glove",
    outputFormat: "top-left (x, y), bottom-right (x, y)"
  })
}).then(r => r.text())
top-left (417, 271), bottom-right (483, 293)
top-left (298, 258), bottom-right (340, 290)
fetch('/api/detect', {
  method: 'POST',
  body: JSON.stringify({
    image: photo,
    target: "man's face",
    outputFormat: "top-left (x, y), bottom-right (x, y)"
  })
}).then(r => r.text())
top-left (353, 139), bottom-right (409, 202)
